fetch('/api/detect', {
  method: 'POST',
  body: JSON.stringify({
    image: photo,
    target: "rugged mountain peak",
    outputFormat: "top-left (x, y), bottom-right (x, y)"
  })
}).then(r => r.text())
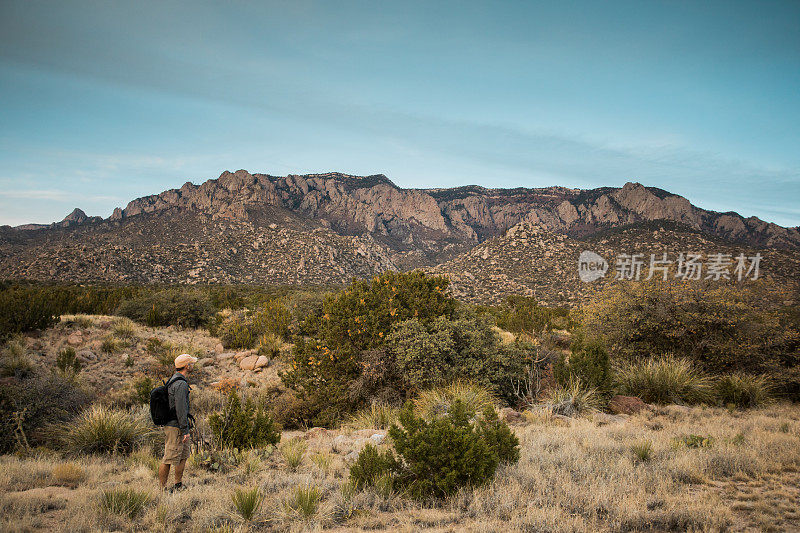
top-left (62, 208), bottom-right (88, 225)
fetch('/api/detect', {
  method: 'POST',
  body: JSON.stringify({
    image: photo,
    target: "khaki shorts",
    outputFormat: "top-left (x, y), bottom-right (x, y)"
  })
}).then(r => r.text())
top-left (162, 426), bottom-right (190, 465)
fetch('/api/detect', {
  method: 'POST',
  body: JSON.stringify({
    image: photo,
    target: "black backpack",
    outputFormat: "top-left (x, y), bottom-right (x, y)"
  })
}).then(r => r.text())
top-left (149, 374), bottom-right (186, 426)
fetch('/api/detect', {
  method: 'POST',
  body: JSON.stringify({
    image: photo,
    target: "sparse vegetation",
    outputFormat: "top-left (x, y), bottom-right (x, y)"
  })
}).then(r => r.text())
top-left (280, 438), bottom-right (307, 472)
top-left (98, 487), bottom-right (152, 519)
top-left (207, 391), bottom-right (281, 450)
top-left (56, 347), bottom-right (82, 373)
top-left (282, 483), bottom-right (323, 523)
top-left (231, 486), bottom-right (263, 521)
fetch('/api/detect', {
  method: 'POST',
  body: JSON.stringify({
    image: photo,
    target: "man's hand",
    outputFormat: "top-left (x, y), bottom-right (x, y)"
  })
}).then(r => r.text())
top-left (183, 434), bottom-right (190, 442)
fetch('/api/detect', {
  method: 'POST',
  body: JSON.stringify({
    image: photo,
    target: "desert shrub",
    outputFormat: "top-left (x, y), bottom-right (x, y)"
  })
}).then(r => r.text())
top-left (553, 332), bottom-right (610, 392)
top-left (193, 447), bottom-right (245, 474)
top-left (115, 289), bottom-right (214, 328)
top-left (413, 381), bottom-right (497, 420)
top-left (286, 290), bottom-right (328, 336)
top-left (0, 339), bottom-right (33, 378)
top-left (386, 400), bottom-right (519, 499)
top-left (0, 368), bottom-right (92, 453)
top-left (0, 286), bottom-right (59, 340)
top-left (616, 356), bottom-right (713, 405)
top-left (481, 295), bottom-right (573, 334)
top-left (310, 452), bottom-right (333, 472)
top-left (51, 462), bottom-right (85, 485)
top-left (673, 434), bottom-right (714, 448)
top-left (56, 347), bottom-right (82, 373)
top-left (581, 278), bottom-right (795, 374)
top-left (251, 299), bottom-right (291, 339)
top-left (714, 373), bottom-right (772, 408)
top-left (280, 438), bottom-right (307, 472)
top-left (207, 391), bottom-right (280, 450)
top-left (232, 486), bottom-right (263, 521)
top-left (101, 336), bottom-right (119, 354)
top-left (99, 487), bottom-right (152, 519)
top-left (257, 332), bottom-right (282, 358)
top-left (631, 440), bottom-right (654, 463)
top-left (349, 443), bottom-right (401, 489)
top-left (348, 403), bottom-right (400, 430)
top-left (386, 314), bottom-right (532, 403)
top-left (281, 271), bottom-right (486, 426)
top-left (60, 405), bottom-right (152, 454)
top-left (542, 377), bottom-right (603, 416)
top-left (475, 406), bottom-right (520, 464)
top-left (282, 483), bottom-right (323, 522)
top-left (111, 317), bottom-right (137, 338)
top-left (216, 311), bottom-right (256, 349)
top-left (215, 299), bottom-right (292, 350)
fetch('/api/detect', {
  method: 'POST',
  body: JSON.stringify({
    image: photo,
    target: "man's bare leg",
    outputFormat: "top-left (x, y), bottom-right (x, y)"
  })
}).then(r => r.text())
top-left (158, 463), bottom-right (171, 489)
top-left (173, 460), bottom-right (186, 484)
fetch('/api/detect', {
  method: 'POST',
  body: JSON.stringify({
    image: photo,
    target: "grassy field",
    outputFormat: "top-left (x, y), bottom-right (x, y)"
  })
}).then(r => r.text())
top-left (2, 403), bottom-right (799, 532)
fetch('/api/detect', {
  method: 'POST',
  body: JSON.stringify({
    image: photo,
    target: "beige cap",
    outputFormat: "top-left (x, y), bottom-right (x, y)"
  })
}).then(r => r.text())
top-left (174, 353), bottom-right (198, 369)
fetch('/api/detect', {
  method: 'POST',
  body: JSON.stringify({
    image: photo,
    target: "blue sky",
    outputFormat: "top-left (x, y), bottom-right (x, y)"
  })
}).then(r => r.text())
top-left (0, 0), bottom-right (798, 227)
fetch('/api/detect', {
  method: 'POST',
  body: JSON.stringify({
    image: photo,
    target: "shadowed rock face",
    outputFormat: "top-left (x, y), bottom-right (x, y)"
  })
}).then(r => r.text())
top-left (1, 169), bottom-right (798, 291)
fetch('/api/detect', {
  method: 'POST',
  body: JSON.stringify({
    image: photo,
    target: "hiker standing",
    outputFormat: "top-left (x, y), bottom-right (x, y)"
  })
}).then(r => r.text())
top-left (157, 353), bottom-right (197, 492)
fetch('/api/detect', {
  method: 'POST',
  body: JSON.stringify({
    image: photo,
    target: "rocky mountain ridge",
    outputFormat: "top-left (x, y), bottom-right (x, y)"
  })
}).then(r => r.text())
top-left (1, 169), bottom-right (799, 305)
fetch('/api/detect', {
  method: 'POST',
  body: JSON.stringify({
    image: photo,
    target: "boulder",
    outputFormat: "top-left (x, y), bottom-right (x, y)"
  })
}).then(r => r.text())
top-left (254, 355), bottom-right (269, 369)
top-left (499, 407), bottom-right (523, 424)
top-left (76, 350), bottom-right (97, 364)
top-left (608, 395), bottom-right (649, 415)
top-left (239, 355), bottom-right (258, 371)
top-left (345, 451), bottom-right (359, 464)
top-left (214, 343), bottom-right (224, 354)
top-left (217, 352), bottom-right (234, 360)
top-left (369, 433), bottom-right (386, 446)
top-left (331, 435), bottom-right (351, 453)
top-left (303, 427), bottom-right (328, 440)
top-left (66, 332), bottom-right (83, 346)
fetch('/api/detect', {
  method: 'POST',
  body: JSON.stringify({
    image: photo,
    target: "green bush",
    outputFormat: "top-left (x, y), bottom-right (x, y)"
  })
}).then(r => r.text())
top-left (116, 289), bottom-right (214, 328)
top-left (386, 314), bottom-right (532, 403)
top-left (475, 406), bottom-right (520, 464)
top-left (56, 347), bottom-right (82, 373)
top-left (581, 278), bottom-right (795, 375)
top-left (481, 295), bottom-right (572, 334)
top-left (61, 405), bottom-right (152, 454)
top-left (714, 373), bottom-right (772, 408)
top-left (349, 443), bottom-right (402, 489)
top-left (553, 332), bottom-right (610, 392)
top-left (0, 287), bottom-right (59, 340)
top-left (386, 400), bottom-right (519, 500)
top-left (216, 300), bottom-right (291, 349)
top-left (207, 392), bottom-right (281, 449)
top-left (0, 368), bottom-right (92, 453)
top-left (281, 271), bottom-right (459, 426)
top-left (615, 356), bottom-right (713, 405)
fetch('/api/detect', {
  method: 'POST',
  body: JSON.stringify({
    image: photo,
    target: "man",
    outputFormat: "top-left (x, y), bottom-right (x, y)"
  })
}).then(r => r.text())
top-left (158, 353), bottom-right (197, 492)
